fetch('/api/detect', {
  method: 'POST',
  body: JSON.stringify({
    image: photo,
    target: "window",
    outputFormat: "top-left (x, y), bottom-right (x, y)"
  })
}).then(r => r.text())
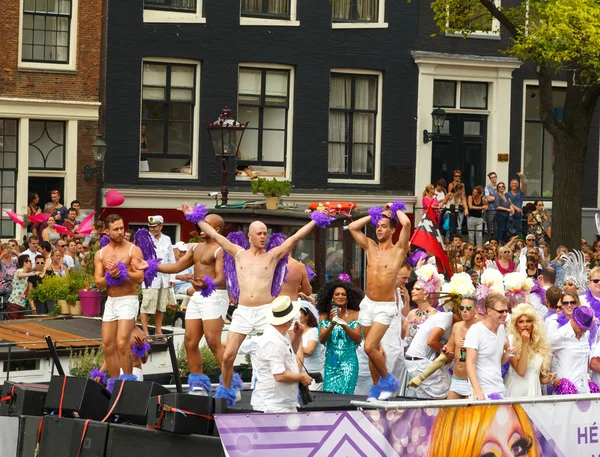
top-left (448, 0), bottom-right (500, 37)
top-left (29, 121), bottom-right (65, 170)
top-left (241, 0), bottom-right (290, 19)
top-left (237, 67), bottom-right (291, 177)
top-left (141, 62), bottom-right (198, 176)
top-left (143, 0), bottom-right (204, 23)
top-left (433, 80), bottom-right (488, 110)
top-left (522, 85), bottom-right (565, 198)
top-left (144, 0), bottom-right (196, 11)
top-left (328, 72), bottom-right (380, 180)
top-left (333, 0), bottom-right (378, 22)
top-left (22, 0), bottom-right (72, 63)
top-left (0, 120), bottom-right (18, 239)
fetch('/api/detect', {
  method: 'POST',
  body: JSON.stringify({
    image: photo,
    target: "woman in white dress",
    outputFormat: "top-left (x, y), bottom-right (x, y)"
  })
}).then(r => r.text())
top-left (505, 303), bottom-right (554, 397)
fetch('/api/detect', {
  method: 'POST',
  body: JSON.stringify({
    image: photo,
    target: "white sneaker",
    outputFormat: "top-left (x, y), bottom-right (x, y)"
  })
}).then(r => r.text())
top-left (189, 386), bottom-right (208, 396)
top-left (235, 388), bottom-right (242, 402)
top-left (378, 390), bottom-right (394, 401)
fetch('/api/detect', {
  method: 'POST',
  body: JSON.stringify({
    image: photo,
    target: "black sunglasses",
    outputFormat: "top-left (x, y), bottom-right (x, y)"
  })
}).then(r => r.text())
top-left (591, 279), bottom-right (600, 284)
top-left (36, 261), bottom-right (45, 265)
top-left (562, 301), bottom-right (577, 306)
top-left (491, 308), bottom-right (509, 315)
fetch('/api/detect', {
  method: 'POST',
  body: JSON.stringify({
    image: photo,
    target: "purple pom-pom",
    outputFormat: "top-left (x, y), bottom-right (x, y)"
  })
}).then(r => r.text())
top-left (105, 261), bottom-right (129, 287)
top-left (590, 381), bottom-right (600, 394)
top-left (99, 235), bottom-right (110, 249)
top-left (368, 207), bottom-right (384, 227)
top-left (407, 249), bottom-right (428, 268)
top-left (390, 200), bottom-right (407, 219)
top-left (131, 341), bottom-right (151, 358)
top-left (310, 211), bottom-right (334, 229)
top-left (144, 258), bottom-right (161, 288)
top-left (555, 378), bottom-right (579, 395)
top-left (185, 204), bottom-right (208, 225)
top-left (223, 232), bottom-right (250, 302)
top-left (90, 368), bottom-right (107, 385)
top-left (338, 273), bottom-right (351, 282)
top-left (487, 393), bottom-right (502, 400)
top-left (200, 275), bottom-right (217, 297)
top-left (306, 264), bottom-right (316, 280)
top-left (135, 228), bottom-right (157, 261)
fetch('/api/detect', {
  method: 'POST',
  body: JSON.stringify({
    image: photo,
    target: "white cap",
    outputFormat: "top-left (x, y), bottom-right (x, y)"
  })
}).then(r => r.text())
top-left (173, 241), bottom-right (188, 252)
top-left (148, 215), bottom-right (164, 226)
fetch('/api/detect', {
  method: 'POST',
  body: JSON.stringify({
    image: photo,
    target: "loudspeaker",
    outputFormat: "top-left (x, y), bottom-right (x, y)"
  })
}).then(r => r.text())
top-left (44, 376), bottom-right (111, 421)
top-left (39, 415), bottom-right (108, 457)
top-left (1, 382), bottom-right (48, 417)
top-left (106, 423), bottom-right (225, 457)
top-left (147, 393), bottom-right (217, 435)
top-left (108, 381), bottom-right (169, 425)
top-left (17, 415), bottom-right (42, 457)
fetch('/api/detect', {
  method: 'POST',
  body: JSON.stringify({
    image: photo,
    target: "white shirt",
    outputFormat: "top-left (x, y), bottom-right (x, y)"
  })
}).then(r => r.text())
top-left (529, 293), bottom-right (548, 320)
top-left (405, 312), bottom-right (453, 361)
top-left (591, 342), bottom-right (600, 386)
top-left (63, 254), bottom-right (75, 270)
top-left (434, 190), bottom-right (445, 203)
top-left (22, 249), bottom-right (39, 264)
top-left (545, 313), bottom-right (559, 339)
top-left (251, 325), bottom-right (299, 413)
top-left (464, 322), bottom-right (507, 397)
top-left (302, 327), bottom-right (325, 374)
top-left (549, 322), bottom-right (590, 394)
top-left (144, 233), bottom-right (175, 289)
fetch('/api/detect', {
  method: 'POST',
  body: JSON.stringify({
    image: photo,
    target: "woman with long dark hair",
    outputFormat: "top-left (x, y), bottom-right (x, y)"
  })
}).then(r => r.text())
top-left (317, 278), bottom-right (364, 395)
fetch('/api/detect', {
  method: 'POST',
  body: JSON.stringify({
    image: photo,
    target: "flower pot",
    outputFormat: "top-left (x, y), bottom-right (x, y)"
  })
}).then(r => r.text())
top-left (36, 300), bottom-right (50, 315)
top-left (265, 196), bottom-right (281, 210)
top-left (57, 299), bottom-right (71, 315)
top-left (70, 300), bottom-right (82, 316)
top-left (78, 290), bottom-right (101, 317)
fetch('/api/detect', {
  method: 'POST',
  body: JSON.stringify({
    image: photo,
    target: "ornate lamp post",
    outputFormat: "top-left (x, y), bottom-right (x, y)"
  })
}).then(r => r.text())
top-left (204, 106), bottom-right (248, 205)
top-left (423, 106), bottom-right (447, 144)
top-left (86, 135), bottom-right (107, 216)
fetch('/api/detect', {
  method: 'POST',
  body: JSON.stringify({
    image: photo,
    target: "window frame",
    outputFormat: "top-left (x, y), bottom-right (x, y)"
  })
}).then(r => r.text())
top-left (241, 0), bottom-right (291, 20)
top-left (446, 0), bottom-right (501, 39)
top-left (332, 0), bottom-right (388, 29)
top-left (144, 0), bottom-right (205, 23)
top-left (140, 58), bottom-right (201, 180)
top-left (240, 0), bottom-right (298, 26)
top-left (18, 0), bottom-right (78, 71)
top-left (433, 80), bottom-right (488, 111)
top-left (28, 120), bottom-right (67, 171)
top-left (144, 0), bottom-right (197, 12)
top-left (0, 119), bottom-right (19, 239)
top-left (328, 69), bottom-right (383, 184)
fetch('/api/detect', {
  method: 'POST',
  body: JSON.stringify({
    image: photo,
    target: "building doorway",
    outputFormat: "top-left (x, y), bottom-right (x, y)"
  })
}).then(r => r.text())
top-left (28, 177), bottom-right (65, 213)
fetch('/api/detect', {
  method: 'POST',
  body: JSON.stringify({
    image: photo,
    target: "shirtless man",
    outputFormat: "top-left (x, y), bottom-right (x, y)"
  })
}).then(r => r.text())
top-left (94, 214), bottom-right (144, 381)
top-left (445, 295), bottom-right (478, 399)
top-left (348, 203), bottom-right (411, 400)
top-left (135, 214), bottom-right (227, 395)
top-left (181, 203), bottom-right (318, 405)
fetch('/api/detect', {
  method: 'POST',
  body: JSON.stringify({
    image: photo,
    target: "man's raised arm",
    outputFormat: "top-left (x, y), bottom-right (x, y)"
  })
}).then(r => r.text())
top-left (180, 203), bottom-right (240, 257)
top-left (395, 210), bottom-right (411, 255)
top-left (271, 220), bottom-right (316, 261)
top-left (159, 248), bottom-right (194, 274)
top-left (348, 216), bottom-right (373, 250)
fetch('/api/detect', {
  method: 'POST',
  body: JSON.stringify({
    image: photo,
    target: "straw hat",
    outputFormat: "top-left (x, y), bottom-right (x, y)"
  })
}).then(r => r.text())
top-left (270, 296), bottom-right (300, 326)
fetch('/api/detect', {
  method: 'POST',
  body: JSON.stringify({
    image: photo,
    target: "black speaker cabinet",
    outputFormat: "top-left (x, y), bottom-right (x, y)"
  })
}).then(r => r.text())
top-left (39, 415), bottom-right (108, 457)
top-left (106, 423), bottom-right (225, 457)
top-left (44, 376), bottom-right (111, 421)
top-left (147, 393), bottom-right (218, 435)
top-left (1, 381), bottom-right (48, 417)
top-left (17, 415), bottom-right (43, 457)
top-left (108, 381), bottom-right (169, 425)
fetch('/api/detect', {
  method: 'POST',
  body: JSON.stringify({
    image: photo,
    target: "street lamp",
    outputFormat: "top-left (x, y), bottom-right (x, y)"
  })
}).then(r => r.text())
top-left (204, 106), bottom-right (248, 206)
top-left (423, 106), bottom-right (447, 144)
top-left (84, 135), bottom-right (107, 216)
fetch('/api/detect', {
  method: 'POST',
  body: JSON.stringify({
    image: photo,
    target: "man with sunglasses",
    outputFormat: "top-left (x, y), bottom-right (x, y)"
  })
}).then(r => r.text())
top-left (446, 296), bottom-right (478, 399)
top-left (465, 294), bottom-right (515, 400)
top-left (579, 266), bottom-right (600, 312)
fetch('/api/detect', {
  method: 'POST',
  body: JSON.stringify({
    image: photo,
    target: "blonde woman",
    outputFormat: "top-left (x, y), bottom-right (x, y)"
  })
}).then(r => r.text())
top-left (505, 303), bottom-right (554, 397)
top-left (422, 184), bottom-right (440, 222)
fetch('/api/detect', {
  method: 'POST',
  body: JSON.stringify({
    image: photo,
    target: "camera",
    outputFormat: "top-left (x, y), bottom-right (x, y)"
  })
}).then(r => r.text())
top-left (208, 192), bottom-right (219, 197)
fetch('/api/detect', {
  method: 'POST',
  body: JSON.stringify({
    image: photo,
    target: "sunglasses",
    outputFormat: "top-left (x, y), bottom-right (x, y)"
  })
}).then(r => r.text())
top-left (526, 239), bottom-right (535, 242)
top-left (467, 247), bottom-right (474, 251)
top-left (36, 261), bottom-right (45, 265)
top-left (454, 174), bottom-right (461, 177)
top-left (491, 308), bottom-right (509, 315)
top-left (562, 301), bottom-right (577, 306)
top-left (459, 305), bottom-right (473, 311)
top-left (590, 279), bottom-right (600, 284)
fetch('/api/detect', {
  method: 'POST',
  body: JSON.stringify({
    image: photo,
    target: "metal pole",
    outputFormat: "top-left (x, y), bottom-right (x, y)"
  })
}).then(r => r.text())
top-left (95, 160), bottom-right (104, 217)
top-left (221, 156), bottom-right (229, 205)
top-left (6, 344), bottom-right (11, 381)
top-left (44, 335), bottom-right (65, 376)
top-left (166, 336), bottom-right (182, 393)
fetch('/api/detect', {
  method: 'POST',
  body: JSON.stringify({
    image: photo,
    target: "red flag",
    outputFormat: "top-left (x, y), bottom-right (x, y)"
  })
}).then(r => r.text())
top-left (53, 224), bottom-right (74, 236)
top-left (28, 213), bottom-right (51, 224)
top-left (1, 209), bottom-right (25, 228)
top-left (76, 211), bottom-right (95, 236)
top-left (410, 205), bottom-right (452, 278)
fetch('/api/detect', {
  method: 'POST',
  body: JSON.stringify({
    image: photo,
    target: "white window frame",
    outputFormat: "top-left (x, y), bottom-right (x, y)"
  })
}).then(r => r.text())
top-left (18, 0), bottom-right (79, 72)
top-left (240, 0), bottom-right (299, 26)
top-left (139, 57), bottom-right (201, 180)
top-left (235, 62), bottom-right (295, 182)
top-left (332, 0), bottom-right (387, 29)
top-left (446, 0), bottom-right (501, 39)
top-left (328, 68), bottom-right (383, 185)
top-left (144, 0), bottom-right (205, 23)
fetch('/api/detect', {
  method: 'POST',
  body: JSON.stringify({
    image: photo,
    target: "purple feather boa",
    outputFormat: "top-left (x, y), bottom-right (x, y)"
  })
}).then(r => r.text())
top-left (585, 290), bottom-right (600, 318)
top-left (554, 378), bottom-right (579, 395)
top-left (131, 341), bottom-right (151, 358)
top-left (306, 264), bottom-right (316, 280)
top-left (557, 312), bottom-right (569, 328)
top-left (390, 200), bottom-right (407, 219)
top-left (99, 235), bottom-right (110, 249)
top-left (338, 273), bottom-right (351, 282)
top-left (105, 261), bottom-right (129, 287)
top-left (90, 368), bottom-right (107, 385)
top-left (223, 232), bottom-right (249, 302)
top-left (185, 204), bottom-right (208, 224)
top-left (530, 280), bottom-right (546, 304)
top-left (310, 211), bottom-right (334, 229)
top-left (144, 258), bottom-right (161, 288)
top-left (590, 381), bottom-right (600, 393)
top-left (267, 233), bottom-right (289, 297)
top-left (368, 207), bottom-right (384, 227)
top-left (488, 393), bottom-right (502, 400)
top-left (200, 275), bottom-right (217, 297)
top-left (135, 228), bottom-right (157, 261)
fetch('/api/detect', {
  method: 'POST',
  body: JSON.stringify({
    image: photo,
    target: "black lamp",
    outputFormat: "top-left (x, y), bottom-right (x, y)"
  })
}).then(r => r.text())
top-left (423, 106), bottom-right (447, 144)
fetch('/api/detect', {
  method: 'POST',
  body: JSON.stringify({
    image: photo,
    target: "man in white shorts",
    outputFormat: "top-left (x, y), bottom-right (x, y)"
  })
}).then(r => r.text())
top-left (94, 214), bottom-right (144, 387)
top-left (182, 203), bottom-right (318, 405)
top-left (136, 214), bottom-right (228, 396)
top-left (348, 203), bottom-right (411, 400)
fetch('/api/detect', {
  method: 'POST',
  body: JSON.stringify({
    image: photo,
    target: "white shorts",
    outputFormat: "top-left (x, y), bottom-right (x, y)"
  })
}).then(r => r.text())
top-left (359, 296), bottom-right (398, 327)
top-left (449, 376), bottom-right (472, 397)
top-left (141, 288), bottom-right (174, 314)
top-left (120, 367), bottom-right (144, 381)
top-left (102, 295), bottom-right (139, 322)
top-left (228, 304), bottom-right (271, 335)
top-left (405, 358), bottom-right (451, 400)
top-left (185, 290), bottom-right (229, 321)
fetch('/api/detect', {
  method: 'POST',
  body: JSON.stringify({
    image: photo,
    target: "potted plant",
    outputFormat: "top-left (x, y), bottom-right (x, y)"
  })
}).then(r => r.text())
top-left (36, 275), bottom-right (71, 315)
top-left (175, 343), bottom-right (220, 384)
top-left (67, 271), bottom-right (86, 316)
top-left (27, 283), bottom-right (49, 315)
top-left (69, 347), bottom-right (105, 378)
top-left (251, 177), bottom-right (292, 210)
top-left (164, 302), bottom-right (180, 326)
top-left (78, 242), bottom-right (102, 316)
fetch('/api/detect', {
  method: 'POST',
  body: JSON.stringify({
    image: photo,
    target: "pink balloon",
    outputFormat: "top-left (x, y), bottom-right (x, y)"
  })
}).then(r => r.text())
top-left (105, 189), bottom-right (125, 207)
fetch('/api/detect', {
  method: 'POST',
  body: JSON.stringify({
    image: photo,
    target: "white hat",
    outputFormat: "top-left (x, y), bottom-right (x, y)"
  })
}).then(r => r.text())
top-left (173, 241), bottom-right (188, 252)
top-left (148, 215), bottom-right (164, 226)
top-left (270, 296), bottom-right (301, 326)
top-left (300, 300), bottom-right (319, 322)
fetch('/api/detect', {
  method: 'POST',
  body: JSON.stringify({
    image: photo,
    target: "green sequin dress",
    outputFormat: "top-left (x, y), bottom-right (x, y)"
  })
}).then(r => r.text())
top-left (318, 320), bottom-right (362, 395)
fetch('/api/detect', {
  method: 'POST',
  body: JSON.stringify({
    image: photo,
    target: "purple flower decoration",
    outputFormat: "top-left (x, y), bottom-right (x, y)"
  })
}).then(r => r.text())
top-left (105, 261), bottom-right (129, 287)
top-left (368, 206), bottom-right (384, 227)
top-left (390, 200), bottom-right (407, 219)
top-left (223, 232), bottom-right (249, 303)
top-left (134, 228), bottom-right (157, 261)
top-left (338, 273), bottom-right (351, 282)
top-left (310, 210), bottom-right (334, 229)
top-left (131, 341), bottom-right (151, 358)
top-left (589, 381), bottom-right (600, 394)
top-left (99, 235), bottom-right (110, 249)
top-left (144, 258), bottom-right (161, 288)
top-left (200, 275), bottom-right (217, 298)
top-left (90, 368), bottom-right (107, 385)
top-left (306, 264), bottom-right (316, 280)
top-left (185, 204), bottom-right (208, 225)
top-left (555, 378), bottom-right (579, 395)
top-left (488, 393), bottom-right (502, 400)
top-left (267, 233), bottom-right (289, 297)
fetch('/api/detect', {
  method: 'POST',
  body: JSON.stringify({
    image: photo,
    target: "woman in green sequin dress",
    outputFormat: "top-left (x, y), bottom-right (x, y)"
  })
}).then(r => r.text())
top-left (317, 278), bottom-right (364, 394)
